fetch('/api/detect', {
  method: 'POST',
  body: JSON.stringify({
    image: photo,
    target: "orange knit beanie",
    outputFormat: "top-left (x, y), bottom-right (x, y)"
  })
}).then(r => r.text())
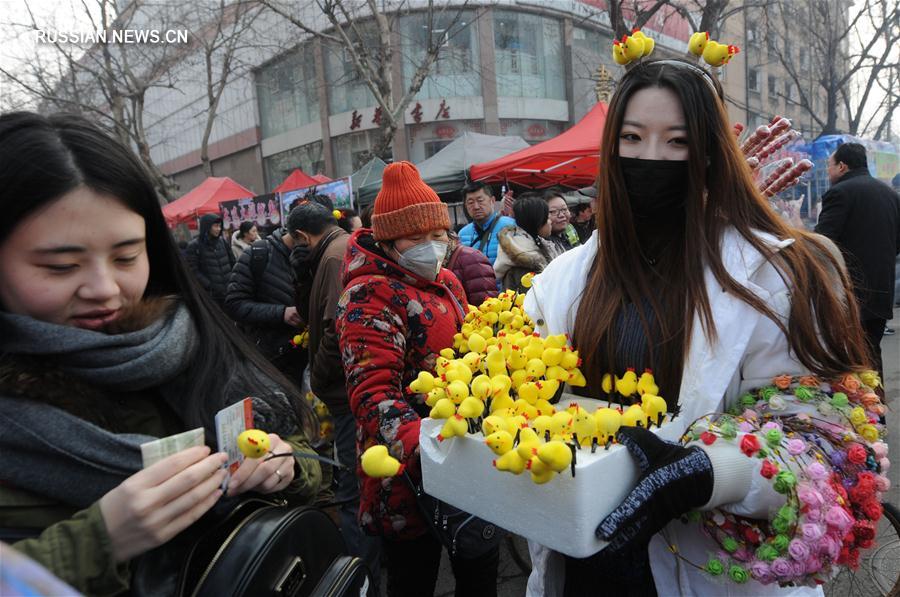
top-left (372, 161), bottom-right (450, 241)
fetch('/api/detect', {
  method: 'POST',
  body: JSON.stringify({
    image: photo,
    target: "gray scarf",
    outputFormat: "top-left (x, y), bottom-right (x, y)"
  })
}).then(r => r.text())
top-left (0, 305), bottom-right (197, 508)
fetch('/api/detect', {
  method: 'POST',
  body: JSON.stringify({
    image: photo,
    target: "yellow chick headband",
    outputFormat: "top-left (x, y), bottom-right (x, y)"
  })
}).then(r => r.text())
top-left (644, 59), bottom-right (720, 96)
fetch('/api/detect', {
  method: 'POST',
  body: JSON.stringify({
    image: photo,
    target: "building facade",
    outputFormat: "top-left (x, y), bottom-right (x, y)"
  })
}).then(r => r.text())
top-left (139, 0), bottom-right (848, 198)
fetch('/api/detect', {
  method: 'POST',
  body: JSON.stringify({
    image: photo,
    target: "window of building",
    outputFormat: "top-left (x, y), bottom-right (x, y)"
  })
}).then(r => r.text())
top-left (401, 10), bottom-right (480, 100)
top-left (263, 142), bottom-right (324, 192)
top-left (748, 68), bottom-right (760, 93)
top-left (799, 49), bottom-right (810, 72)
top-left (766, 35), bottom-right (778, 60)
top-left (332, 130), bottom-right (377, 178)
top-left (494, 11), bottom-right (565, 100)
top-left (746, 26), bottom-right (758, 47)
top-left (323, 27), bottom-right (379, 115)
top-left (768, 74), bottom-right (778, 99)
top-left (425, 139), bottom-right (454, 158)
top-left (256, 43), bottom-right (319, 139)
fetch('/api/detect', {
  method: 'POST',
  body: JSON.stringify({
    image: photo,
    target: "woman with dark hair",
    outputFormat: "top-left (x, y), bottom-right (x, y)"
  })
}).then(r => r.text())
top-left (493, 193), bottom-right (562, 292)
top-left (523, 60), bottom-right (876, 596)
top-left (0, 112), bottom-right (321, 594)
top-left (336, 209), bottom-right (363, 234)
top-left (231, 220), bottom-right (259, 259)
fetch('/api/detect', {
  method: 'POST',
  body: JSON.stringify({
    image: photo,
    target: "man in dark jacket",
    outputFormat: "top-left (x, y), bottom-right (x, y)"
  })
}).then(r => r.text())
top-left (288, 202), bottom-right (381, 590)
top-left (225, 219), bottom-right (305, 385)
top-left (185, 214), bottom-right (235, 305)
top-left (815, 142), bottom-right (900, 381)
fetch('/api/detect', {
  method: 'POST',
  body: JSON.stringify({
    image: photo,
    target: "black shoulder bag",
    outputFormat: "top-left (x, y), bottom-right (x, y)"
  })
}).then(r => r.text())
top-left (403, 471), bottom-right (503, 559)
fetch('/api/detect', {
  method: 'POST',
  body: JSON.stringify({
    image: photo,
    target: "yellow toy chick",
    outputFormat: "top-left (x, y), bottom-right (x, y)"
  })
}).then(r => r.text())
top-left (526, 456), bottom-right (555, 484)
top-left (630, 29), bottom-right (655, 56)
top-left (494, 449), bottom-right (527, 475)
top-left (536, 440), bottom-right (573, 473)
top-left (360, 444), bottom-right (403, 477)
top-left (615, 368), bottom-right (639, 397)
top-left (485, 430), bottom-right (514, 456)
top-left (702, 40), bottom-right (730, 67)
top-left (237, 429), bottom-right (271, 459)
top-left (688, 31), bottom-right (709, 56)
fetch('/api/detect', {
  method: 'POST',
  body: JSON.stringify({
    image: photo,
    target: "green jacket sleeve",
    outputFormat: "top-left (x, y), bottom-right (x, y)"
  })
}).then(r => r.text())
top-left (13, 501), bottom-right (130, 596)
top-left (282, 434), bottom-right (323, 504)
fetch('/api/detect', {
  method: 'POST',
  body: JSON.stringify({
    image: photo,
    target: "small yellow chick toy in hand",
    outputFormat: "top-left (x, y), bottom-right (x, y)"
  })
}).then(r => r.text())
top-left (361, 445), bottom-right (404, 477)
top-left (237, 429), bottom-right (271, 458)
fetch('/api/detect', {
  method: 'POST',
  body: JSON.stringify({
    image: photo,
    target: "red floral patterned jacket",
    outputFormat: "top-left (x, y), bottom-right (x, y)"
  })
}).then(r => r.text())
top-left (336, 229), bottom-right (467, 539)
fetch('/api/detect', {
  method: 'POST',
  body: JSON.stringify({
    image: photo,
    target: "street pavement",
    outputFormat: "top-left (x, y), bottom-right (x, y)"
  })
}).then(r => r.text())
top-left (422, 307), bottom-right (900, 597)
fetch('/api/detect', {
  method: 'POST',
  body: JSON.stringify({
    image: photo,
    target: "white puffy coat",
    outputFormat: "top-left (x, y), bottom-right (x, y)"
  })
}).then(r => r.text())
top-left (523, 229), bottom-right (824, 596)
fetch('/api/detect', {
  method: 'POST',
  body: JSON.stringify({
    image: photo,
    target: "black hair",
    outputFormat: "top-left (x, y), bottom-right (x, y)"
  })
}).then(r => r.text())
top-left (360, 203), bottom-right (374, 228)
top-left (337, 209), bottom-right (359, 234)
top-left (287, 201), bottom-right (336, 235)
top-left (0, 112), bottom-right (316, 441)
top-left (302, 189), bottom-right (334, 212)
top-left (542, 188), bottom-right (567, 202)
top-left (462, 181), bottom-right (494, 198)
top-left (512, 193), bottom-right (549, 238)
top-left (833, 142), bottom-right (868, 170)
top-left (237, 221), bottom-right (256, 237)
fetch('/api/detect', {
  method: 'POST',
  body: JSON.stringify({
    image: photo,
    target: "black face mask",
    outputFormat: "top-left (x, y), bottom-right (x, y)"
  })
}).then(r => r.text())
top-left (620, 157), bottom-right (690, 220)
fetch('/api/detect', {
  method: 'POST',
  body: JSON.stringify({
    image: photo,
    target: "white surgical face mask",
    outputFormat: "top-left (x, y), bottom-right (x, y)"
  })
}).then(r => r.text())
top-left (397, 240), bottom-right (448, 281)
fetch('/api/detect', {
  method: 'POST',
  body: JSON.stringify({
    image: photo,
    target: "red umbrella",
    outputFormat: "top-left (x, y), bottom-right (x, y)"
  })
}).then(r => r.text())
top-left (469, 102), bottom-right (608, 188)
top-left (162, 177), bottom-right (253, 226)
top-left (273, 169), bottom-right (319, 193)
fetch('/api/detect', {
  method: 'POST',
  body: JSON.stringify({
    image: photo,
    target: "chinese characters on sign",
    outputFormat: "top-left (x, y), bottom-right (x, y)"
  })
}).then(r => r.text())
top-left (411, 102), bottom-right (423, 124)
top-left (435, 99), bottom-right (450, 119)
top-left (350, 110), bottom-right (362, 130)
top-left (372, 107), bottom-right (382, 125)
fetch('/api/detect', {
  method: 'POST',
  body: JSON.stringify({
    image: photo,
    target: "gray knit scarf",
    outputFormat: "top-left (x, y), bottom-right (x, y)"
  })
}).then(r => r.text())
top-left (0, 305), bottom-right (197, 508)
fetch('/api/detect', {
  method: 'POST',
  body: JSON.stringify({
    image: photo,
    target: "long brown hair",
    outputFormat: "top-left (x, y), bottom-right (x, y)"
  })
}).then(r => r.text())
top-left (573, 60), bottom-right (869, 401)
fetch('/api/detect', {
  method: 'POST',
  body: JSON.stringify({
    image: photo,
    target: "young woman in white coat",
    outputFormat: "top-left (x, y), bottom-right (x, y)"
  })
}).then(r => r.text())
top-left (523, 60), bottom-right (874, 596)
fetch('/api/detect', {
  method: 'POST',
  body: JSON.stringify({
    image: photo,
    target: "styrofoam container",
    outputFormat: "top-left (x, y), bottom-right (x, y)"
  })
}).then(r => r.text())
top-left (419, 396), bottom-right (688, 558)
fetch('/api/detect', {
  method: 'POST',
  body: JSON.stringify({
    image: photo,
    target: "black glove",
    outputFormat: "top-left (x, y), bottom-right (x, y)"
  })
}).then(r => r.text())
top-left (596, 426), bottom-right (713, 553)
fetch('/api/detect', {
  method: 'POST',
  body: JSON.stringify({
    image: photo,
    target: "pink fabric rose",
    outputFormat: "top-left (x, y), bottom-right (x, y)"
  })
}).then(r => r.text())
top-left (806, 462), bottom-right (828, 481)
top-left (788, 539), bottom-right (811, 560)
top-left (804, 555), bottom-right (822, 574)
top-left (880, 458), bottom-right (891, 473)
top-left (805, 508), bottom-right (822, 522)
top-left (750, 561), bottom-right (773, 584)
top-left (770, 557), bottom-right (794, 578)
top-left (876, 474), bottom-right (891, 492)
top-left (872, 441), bottom-right (889, 459)
top-left (820, 534), bottom-right (841, 560)
top-left (825, 507), bottom-right (854, 533)
top-left (786, 439), bottom-right (806, 455)
top-left (738, 421), bottom-right (754, 433)
top-left (797, 484), bottom-right (824, 508)
top-left (801, 522), bottom-right (824, 541)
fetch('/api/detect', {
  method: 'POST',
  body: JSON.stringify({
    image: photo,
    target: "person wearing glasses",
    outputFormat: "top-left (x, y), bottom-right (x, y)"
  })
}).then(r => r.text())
top-left (543, 189), bottom-right (581, 253)
top-left (458, 182), bottom-right (515, 265)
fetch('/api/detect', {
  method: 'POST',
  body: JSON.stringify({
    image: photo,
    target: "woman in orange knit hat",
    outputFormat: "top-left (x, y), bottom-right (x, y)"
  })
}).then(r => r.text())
top-left (336, 162), bottom-right (500, 597)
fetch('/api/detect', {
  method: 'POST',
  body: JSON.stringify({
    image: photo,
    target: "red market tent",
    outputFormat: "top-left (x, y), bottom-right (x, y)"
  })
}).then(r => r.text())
top-left (311, 174), bottom-right (332, 183)
top-left (469, 102), bottom-right (608, 188)
top-left (273, 169), bottom-right (319, 193)
top-left (162, 177), bottom-right (253, 227)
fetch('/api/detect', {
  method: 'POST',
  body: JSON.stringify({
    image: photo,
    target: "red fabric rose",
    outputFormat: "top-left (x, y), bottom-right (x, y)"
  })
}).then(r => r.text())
top-left (700, 431), bottom-right (717, 445)
top-left (742, 526), bottom-right (761, 545)
top-left (847, 444), bottom-right (868, 465)
top-left (853, 520), bottom-right (876, 543)
top-left (857, 537), bottom-right (874, 549)
top-left (850, 482), bottom-right (876, 506)
top-left (760, 459), bottom-right (779, 479)
top-left (856, 471), bottom-right (877, 491)
top-left (740, 434), bottom-right (761, 456)
top-left (860, 500), bottom-right (883, 521)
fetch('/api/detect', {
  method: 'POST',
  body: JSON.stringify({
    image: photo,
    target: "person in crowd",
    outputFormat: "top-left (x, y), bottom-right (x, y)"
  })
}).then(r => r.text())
top-left (543, 189), bottom-right (580, 253)
top-left (523, 60), bottom-right (875, 596)
top-left (337, 162), bottom-right (499, 597)
top-left (494, 193), bottom-right (563, 293)
top-left (337, 209), bottom-right (363, 234)
top-left (288, 202), bottom-right (382, 590)
top-left (458, 182), bottom-right (515, 265)
top-left (444, 231), bottom-right (498, 307)
top-left (814, 142), bottom-right (900, 383)
top-left (185, 214), bottom-right (234, 306)
top-left (570, 189), bottom-right (597, 245)
top-left (225, 209), bottom-right (307, 387)
top-left (360, 203), bottom-right (374, 229)
top-left (231, 221), bottom-right (259, 260)
top-left (0, 112), bottom-right (321, 595)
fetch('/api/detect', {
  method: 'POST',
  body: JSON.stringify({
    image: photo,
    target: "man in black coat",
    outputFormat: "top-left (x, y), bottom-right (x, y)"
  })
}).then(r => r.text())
top-left (815, 142), bottom-right (900, 380)
top-left (185, 214), bottom-right (235, 306)
top-left (225, 221), bottom-right (305, 386)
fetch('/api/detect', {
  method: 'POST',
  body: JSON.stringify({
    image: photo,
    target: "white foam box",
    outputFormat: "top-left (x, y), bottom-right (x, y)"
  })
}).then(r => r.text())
top-left (419, 395), bottom-right (689, 558)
